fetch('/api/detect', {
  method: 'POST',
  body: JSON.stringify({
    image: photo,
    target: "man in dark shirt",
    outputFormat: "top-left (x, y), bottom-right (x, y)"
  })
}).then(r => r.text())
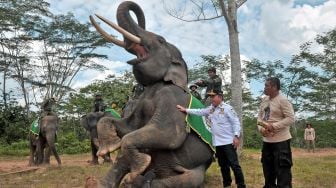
top-left (93, 93), bottom-right (106, 112)
top-left (196, 67), bottom-right (222, 105)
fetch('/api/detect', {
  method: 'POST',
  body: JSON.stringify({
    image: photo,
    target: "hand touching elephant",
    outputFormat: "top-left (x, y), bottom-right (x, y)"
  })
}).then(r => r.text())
top-left (89, 1), bottom-right (214, 187)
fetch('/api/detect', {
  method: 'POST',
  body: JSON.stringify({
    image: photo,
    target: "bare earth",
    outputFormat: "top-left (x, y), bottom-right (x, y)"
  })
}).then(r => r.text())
top-left (0, 148), bottom-right (335, 187)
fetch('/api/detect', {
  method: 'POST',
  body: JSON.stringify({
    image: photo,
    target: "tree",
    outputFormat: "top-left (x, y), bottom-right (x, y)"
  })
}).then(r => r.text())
top-left (33, 13), bottom-right (112, 103)
top-left (0, 0), bottom-right (51, 116)
top-left (164, 0), bottom-right (246, 141)
top-left (296, 29), bottom-right (336, 119)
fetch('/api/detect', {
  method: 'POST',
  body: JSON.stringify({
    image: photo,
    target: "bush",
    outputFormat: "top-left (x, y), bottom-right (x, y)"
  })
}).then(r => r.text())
top-left (0, 140), bottom-right (29, 156)
top-left (57, 132), bottom-right (91, 154)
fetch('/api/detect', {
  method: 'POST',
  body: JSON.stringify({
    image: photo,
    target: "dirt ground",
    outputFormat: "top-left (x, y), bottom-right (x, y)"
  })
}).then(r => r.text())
top-left (1, 148), bottom-right (335, 174)
top-left (0, 148), bottom-right (335, 187)
top-left (0, 153), bottom-right (98, 174)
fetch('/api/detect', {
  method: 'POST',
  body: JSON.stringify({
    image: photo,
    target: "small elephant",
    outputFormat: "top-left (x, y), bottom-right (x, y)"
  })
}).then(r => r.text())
top-left (90, 1), bottom-right (214, 187)
top-left (80, 112), bottom-right (113, 165)
top-left (29, 115), bottom-right (61, 166)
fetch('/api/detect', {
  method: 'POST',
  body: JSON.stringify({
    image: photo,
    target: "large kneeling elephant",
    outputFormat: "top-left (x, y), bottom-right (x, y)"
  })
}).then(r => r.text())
top-left (90, 1), bottom-right (214, 187)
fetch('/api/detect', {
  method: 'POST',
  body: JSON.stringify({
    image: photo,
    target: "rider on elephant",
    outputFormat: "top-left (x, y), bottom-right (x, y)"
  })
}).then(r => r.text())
top-left (92, 93), bottom-right (106, 112)
top-left (195, 67), bottom-right (222, 105)
top-left (41, 97), bottom-right (57, 117)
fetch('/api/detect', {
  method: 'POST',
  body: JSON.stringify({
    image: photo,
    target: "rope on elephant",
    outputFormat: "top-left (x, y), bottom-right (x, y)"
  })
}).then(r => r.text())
top-left (105, 108), bottom-right (121, 119)
top-left (186, 94), bottom-right (215, 152)
top-left (30, 118), bottom-right (40, 135)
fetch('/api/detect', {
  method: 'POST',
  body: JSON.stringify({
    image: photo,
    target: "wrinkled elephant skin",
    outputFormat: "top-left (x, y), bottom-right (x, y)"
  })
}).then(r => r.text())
top-left (91, 1), bottom-right (214, 187)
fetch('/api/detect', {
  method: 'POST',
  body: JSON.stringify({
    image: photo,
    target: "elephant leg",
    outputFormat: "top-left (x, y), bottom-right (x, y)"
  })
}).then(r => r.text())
top-left (36, 139), bottom-right (44, 165)
top-left (149, 165), bottom-right (207, 188)
top-left (28, 142), bottom-right (36, 166)
top-left (120, 125), bottom-right (187, 183)
top-left (90, 140), bottom-right (99, 165)
top-left (43, 146), bottom-right (51, 164)
top-left (100, 152), bottom-right (130, 188)
top-left (47, 135), bottom-right (61, 165)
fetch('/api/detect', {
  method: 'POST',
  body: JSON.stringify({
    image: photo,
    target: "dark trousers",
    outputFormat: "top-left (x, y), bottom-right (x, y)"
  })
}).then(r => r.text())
top-left (216, 144), bottom-right (246, 188)
top-left (261, 139), bottom-right (293, 188)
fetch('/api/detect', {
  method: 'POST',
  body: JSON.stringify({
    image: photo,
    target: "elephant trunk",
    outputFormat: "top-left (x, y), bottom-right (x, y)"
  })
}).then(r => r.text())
top-left (46, 134), bottom-right (62, 165)
top-left (117, 1), bottom-right (146, 47)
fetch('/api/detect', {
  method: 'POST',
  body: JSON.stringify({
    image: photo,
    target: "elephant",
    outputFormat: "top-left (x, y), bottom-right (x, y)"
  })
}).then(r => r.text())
top-left (29, 115), bottom-right (61, 166)
top-left (80, 112), bottom-right (113, 165)
top-left (89, 1), bottom-right (214, 187)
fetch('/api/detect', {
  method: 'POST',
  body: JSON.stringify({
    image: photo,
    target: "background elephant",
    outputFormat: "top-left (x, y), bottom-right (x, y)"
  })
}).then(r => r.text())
top-left (80, 112), bottom-right (112, 165)
top-left (90, 1), bottom-right (214, 187)
top-left (29, 115), bottom-right (61, 166)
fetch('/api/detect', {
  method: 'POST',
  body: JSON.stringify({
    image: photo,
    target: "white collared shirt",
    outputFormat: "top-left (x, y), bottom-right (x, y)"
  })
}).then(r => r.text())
top-left (186, 102), bottom-right (241, 146)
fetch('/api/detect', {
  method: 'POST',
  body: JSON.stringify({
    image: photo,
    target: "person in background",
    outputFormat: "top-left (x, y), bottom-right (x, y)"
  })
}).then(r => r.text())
top-left (257, 77), bottom-right (295, 188)
top-left (195, 67), bottom-right (222, 105)
top-left (176, 89), bottom-right (246, 188)
top-left (189, 84), bottom-right (202, 101)
top-left (304, 123), bottom-right (316, 152)
top-left (92, 93), bottom-right (106, 112)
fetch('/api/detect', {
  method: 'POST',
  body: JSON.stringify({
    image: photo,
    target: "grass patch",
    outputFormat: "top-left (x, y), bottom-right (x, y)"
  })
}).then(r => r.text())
top-left (0, 148), bottom-right (335, 187)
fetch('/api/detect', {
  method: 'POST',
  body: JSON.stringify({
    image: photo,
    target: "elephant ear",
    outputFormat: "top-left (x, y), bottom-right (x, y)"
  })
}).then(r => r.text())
top-left (80, 115), bottom-right (90, 131)
top-left (163, 45), bottom-right (188, 91)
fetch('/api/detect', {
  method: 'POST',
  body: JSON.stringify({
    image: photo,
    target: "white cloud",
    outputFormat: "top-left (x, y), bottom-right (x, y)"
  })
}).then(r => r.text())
top-left (240, 0), bottom-right (336, 60)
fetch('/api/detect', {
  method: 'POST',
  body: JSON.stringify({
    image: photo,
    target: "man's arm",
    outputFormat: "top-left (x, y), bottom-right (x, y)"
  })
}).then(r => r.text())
top-left (176, 105), bottom-right (210, 116)
top-left (272, 98), bottom-right (295, 130)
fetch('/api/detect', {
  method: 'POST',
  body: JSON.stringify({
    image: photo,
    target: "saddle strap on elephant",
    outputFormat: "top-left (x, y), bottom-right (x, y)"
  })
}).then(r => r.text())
top-left (30, 118), bottom-right (40, 135)
top-left (105, 108), bottom-right (121, 119)
top-left (186, 94), bottom-right (215, 152)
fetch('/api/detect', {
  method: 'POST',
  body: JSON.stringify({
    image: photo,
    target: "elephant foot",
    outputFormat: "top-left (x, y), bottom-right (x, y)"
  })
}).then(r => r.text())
top-left (88, 160), bottom-right (99, 165)
top-left (127, 153), bottom-right (151, 183)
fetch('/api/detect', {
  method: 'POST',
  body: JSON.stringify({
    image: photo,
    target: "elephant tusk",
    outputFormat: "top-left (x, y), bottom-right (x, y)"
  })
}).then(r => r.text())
top-left (94, 14), bottom-right (141, 44)
top-left (89, 15), bottom-right (125, 47)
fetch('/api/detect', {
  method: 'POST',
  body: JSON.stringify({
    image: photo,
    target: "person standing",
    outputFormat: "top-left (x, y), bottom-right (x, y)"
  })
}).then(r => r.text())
top-left (189, 84), bottom-right (202, 101)
top-left (177, 90), bottom-right (246, 188)
top-left (257, 77), bottom-right (295, 188)
top-left (92, 93), bottom-right (106, 112)
top-left (195, 67), bottom-right (222, 105)
top-left (304, 123), bottom-right (316, 152)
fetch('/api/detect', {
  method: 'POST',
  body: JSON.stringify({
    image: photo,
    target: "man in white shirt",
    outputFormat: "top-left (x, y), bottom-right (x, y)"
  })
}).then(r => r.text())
top-left (177, 90), bottom-right (246, 188)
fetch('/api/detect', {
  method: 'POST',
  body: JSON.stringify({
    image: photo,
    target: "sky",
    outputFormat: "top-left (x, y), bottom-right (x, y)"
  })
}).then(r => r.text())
top-left (46, 0), bottom-right (336, 93)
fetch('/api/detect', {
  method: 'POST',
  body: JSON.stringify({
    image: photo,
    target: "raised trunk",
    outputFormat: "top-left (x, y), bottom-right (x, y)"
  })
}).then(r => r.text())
top-left (117, 1), bottom-right (146, 46)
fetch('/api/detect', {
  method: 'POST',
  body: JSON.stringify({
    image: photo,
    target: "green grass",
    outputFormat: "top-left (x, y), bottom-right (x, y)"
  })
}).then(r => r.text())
top-left (0, 149), bottom-right (335, 188)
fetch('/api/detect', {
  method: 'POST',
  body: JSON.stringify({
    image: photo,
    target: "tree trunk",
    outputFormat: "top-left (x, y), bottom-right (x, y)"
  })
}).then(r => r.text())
top-left (227, 0), bottom-right (244, 146)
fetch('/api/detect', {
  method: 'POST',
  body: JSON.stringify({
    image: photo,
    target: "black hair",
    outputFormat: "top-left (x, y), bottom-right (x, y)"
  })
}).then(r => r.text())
top-left (266, 77), bottom-right (280, 90)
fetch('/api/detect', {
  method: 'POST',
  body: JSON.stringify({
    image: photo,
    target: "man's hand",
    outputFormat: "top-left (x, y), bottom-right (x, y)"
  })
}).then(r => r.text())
top-left (233, 136), bottom-right (240, 149)
top-left (261, 128), bottom-right (274, 137)
top-left (265, 122), bottom-right (274, 132)
top-left (176, 105), bottom-right (186, 113)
